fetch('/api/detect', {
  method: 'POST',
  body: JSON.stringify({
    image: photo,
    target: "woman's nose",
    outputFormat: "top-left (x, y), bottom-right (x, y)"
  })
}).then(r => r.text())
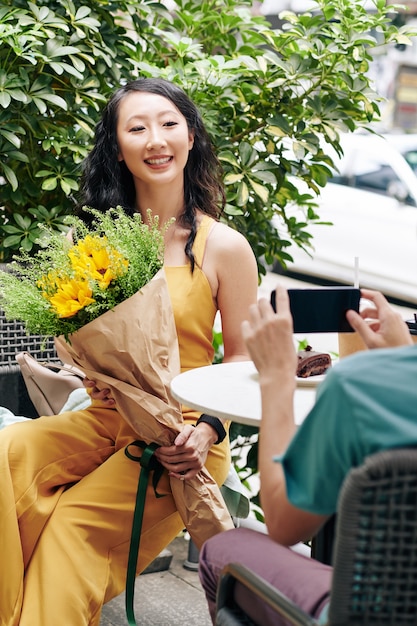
top-left (146, 128), bottom-right (167, 150)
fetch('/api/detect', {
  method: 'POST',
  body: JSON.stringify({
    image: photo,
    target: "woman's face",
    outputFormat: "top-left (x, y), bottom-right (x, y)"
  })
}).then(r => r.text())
top-left (116, 91), bottom-right (194, 190)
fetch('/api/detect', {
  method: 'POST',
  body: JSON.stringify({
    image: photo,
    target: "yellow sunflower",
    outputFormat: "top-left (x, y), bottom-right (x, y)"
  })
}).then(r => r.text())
top-left (48, 277), bottom-right (95, 318)
top-left (69, 235), bottom-right (128, 289)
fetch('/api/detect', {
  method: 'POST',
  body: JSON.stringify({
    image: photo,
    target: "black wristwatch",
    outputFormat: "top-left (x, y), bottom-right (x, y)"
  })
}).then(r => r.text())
top-left (195, 413), bottom-right (227, 444)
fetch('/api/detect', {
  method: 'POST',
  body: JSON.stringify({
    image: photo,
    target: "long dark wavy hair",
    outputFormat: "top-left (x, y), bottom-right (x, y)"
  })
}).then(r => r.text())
top-left (77, 78), bottom-right (226, 270)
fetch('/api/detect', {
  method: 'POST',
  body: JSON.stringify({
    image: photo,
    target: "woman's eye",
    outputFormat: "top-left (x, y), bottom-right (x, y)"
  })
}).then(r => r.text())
top-left (129, 125), bottom-right (145, 132)
top-left (164, 121), bottom-right (178, 127)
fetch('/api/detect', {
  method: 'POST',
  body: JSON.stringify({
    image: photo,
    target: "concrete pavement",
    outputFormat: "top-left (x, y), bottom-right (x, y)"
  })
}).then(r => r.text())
top-left (99, 535), bottom-right (212, 626)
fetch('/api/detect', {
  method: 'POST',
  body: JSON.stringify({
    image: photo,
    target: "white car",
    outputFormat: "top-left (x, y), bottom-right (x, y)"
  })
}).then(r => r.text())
top-left (281, 132), bottom-right (417, 305)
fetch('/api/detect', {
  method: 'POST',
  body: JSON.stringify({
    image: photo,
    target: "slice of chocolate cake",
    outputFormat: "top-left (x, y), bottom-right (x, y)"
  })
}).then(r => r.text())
top-left (297, 345), bottom-right (332, 378)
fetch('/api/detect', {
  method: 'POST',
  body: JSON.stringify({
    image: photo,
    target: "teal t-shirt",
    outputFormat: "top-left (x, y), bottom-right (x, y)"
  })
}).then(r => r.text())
top-left (274, 344), bottom-right (417, 515)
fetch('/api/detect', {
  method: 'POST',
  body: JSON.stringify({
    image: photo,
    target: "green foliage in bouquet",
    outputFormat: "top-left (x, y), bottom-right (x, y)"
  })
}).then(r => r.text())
top-left (0, 207), bottom-right (166, 339)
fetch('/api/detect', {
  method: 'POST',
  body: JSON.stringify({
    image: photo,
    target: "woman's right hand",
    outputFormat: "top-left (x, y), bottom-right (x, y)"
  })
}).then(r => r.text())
top-left (83, 378), bottom-right (115, 406)
top-left (346, 289), bottom-right (413, 349)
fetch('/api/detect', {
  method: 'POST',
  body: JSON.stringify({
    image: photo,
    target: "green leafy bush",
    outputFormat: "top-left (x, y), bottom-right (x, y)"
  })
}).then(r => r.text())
top-left (0, 0), bottom-right (411, 264)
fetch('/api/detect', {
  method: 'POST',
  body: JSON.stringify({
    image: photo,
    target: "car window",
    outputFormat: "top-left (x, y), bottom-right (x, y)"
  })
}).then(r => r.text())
top-left (331, 150), bottom-right (416, 206)
top-left (402, 148), bottom-right (417, 176)
top-left (354, 163), bottom-right (399, 194)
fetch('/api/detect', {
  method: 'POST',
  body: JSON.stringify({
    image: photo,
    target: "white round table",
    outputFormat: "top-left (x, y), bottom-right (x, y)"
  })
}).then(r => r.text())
top-left (171, 360), bottom-right (320, 427)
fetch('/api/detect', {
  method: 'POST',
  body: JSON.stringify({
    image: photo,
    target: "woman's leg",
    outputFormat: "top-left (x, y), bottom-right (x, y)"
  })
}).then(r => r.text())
top-left (13, 413), bottom-right (230, 626)
top-left (199, 527), bottom-right (333, 626)
top-left (0, 405), bottom-right (128, 626)
top-left (19, 442), bottom-right (185, 626)
top-left (0, 404), bottom-right (231, 626)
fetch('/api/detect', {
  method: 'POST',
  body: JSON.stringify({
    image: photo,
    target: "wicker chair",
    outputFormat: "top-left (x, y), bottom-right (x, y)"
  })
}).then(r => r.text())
top-left (216, 447), bottom-right (417, 626)
top-left (0, 307), bottom-right (60, 417)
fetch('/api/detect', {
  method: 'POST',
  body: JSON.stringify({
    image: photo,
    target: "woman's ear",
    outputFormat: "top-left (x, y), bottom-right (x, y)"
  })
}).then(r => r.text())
top-left (188, 130), bottom-right (195, 151)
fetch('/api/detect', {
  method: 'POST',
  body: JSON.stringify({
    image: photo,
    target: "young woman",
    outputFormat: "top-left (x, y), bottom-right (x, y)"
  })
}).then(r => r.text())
top-left (0, 78), bottom-right (258, 625)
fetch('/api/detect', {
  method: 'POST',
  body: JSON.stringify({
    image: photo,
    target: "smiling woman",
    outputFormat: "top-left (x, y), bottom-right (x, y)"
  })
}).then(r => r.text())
top-left (0, 77), bottom-right (259, 626)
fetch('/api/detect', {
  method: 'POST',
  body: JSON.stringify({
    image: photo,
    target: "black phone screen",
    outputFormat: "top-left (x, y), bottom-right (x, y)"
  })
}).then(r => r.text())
top-left (270, 287), bottom-right (361, 333)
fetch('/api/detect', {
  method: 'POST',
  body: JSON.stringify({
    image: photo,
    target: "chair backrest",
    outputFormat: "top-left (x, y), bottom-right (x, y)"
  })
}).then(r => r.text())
top-left (0, 305), bottom-right (60, 416)
top-left (0, 307), bottom-right (59, 368)
top-left (328, 447), bottom-right (417, 625)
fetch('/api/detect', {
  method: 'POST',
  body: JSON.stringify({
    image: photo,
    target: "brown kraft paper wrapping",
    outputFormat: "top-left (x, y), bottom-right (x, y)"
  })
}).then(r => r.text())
top-left (55, 269), bottom-right (233, 548)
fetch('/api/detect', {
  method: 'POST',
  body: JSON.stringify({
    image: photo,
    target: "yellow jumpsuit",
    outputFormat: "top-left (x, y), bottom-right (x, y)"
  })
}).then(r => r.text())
top-left (0, 215), bottom-right (231, 626)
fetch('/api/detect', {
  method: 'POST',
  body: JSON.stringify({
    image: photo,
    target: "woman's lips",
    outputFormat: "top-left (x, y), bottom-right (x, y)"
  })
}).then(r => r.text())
top-left (144, 156), bottom-right (173, 166)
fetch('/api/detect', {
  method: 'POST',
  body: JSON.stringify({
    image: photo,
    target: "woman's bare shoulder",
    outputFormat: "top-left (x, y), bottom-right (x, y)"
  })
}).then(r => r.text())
top-left (208, 220), bottom-right (253, 255)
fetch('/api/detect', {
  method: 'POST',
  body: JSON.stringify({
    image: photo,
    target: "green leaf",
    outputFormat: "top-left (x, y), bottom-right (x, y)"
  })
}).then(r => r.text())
top-left (6, 89), bottom-right (27, 103)
top-left (35, 170), bottom-right (53, 178)
top-left (5, 150), bottom-right (29, 164)
top-left (20, 237), bottom-right (35, 252)
top-left (40, 93), bottom-right (68, 110)
top-left (267, 116), bottom-right (292, 135)
top-left (224, 203), bottom-right (244, 217)
top-left (0, 92), bottom-right (11, 108)
top-left (0, 129), bottom-right (21, 148)
top-left (239, 142), bottom-right (255, 168)
top-left (60, 177), bottom-right (78, 194)
top-left (49, 61), bottom-right (83, 79)
top-left (248, 179), bottom-right (269, 203)
top-left (41, 178), bottom-right (58, 191)
top-left (14, 213), bottom-right (31, 229)
top-left (219, 151), bottom-right (239, 167)
top-left (224, 173), bottom-right (244, 184)
top-left (45, 41), bottom-right (80, 59)
top-left (236, 181), bottom-right (249, 206)
top-left (31, 97), bottom-right (47, 114)
top-left (266, 125), bottom-right (287, 138)
top-left (3, 234), bottom-right (24, 248)
top-left (2, 163), bottom-right (18, 191)
top-left (251, 170), bottom-right (277, 185)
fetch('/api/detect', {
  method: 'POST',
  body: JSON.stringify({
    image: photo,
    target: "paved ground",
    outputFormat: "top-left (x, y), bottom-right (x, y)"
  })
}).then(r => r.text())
top-left (99, 535), bottom-right (212, 626)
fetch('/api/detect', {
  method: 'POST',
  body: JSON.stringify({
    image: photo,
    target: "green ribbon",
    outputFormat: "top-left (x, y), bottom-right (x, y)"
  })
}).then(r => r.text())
top-left (124, 440), bottom-right (165, 626)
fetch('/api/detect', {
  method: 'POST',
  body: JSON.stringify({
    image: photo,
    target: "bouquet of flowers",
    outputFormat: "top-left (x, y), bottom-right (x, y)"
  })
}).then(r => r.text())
top-left (0, 207), bottom-right (233, 548)
top-left (0, 207), bottom-right (165, 340)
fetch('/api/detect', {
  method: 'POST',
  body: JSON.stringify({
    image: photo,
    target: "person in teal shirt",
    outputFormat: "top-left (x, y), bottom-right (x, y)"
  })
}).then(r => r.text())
top-left (278, 342), bottom-right (417, 516)
top-left (199, 287), bottom-right (415, 625)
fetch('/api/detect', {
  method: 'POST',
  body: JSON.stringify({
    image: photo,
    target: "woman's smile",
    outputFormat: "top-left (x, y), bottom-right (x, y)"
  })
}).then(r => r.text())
top-left (144, 155), bottom-right (173, 167)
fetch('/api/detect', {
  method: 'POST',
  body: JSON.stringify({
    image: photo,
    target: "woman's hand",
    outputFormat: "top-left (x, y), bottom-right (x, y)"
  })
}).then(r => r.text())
top-left (155, 423), bottom-right (217, 480)
top-left (346, 289), bottom-right (413, 349)
top-left (83, 378), bottom-right (115, 406)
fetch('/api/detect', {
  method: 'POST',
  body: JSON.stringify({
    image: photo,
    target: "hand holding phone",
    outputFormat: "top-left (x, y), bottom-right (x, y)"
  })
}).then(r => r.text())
top-left (270, 287), bottom-right (361, 333)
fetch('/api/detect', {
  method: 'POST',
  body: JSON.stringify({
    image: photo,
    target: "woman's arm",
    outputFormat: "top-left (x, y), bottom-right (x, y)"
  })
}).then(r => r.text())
top-left (206, 222), bottom-right (259, 363)
top-left (242, 288), bottom-right (329, 545)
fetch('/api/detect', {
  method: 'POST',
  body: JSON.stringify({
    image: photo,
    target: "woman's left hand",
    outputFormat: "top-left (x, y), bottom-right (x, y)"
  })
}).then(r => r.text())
top-left (83, 377), bottom-right (115, 406)
top-left (155, 424), bottom-right (213, 480)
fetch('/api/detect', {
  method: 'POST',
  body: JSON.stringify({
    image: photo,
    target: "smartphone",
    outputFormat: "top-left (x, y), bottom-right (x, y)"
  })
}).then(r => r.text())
top-left (270, 287), bottom-right (361, 333)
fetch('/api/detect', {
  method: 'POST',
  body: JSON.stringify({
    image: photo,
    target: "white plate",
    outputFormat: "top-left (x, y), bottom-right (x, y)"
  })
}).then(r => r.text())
top-left (296, 374), bottom-right (327, 387)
